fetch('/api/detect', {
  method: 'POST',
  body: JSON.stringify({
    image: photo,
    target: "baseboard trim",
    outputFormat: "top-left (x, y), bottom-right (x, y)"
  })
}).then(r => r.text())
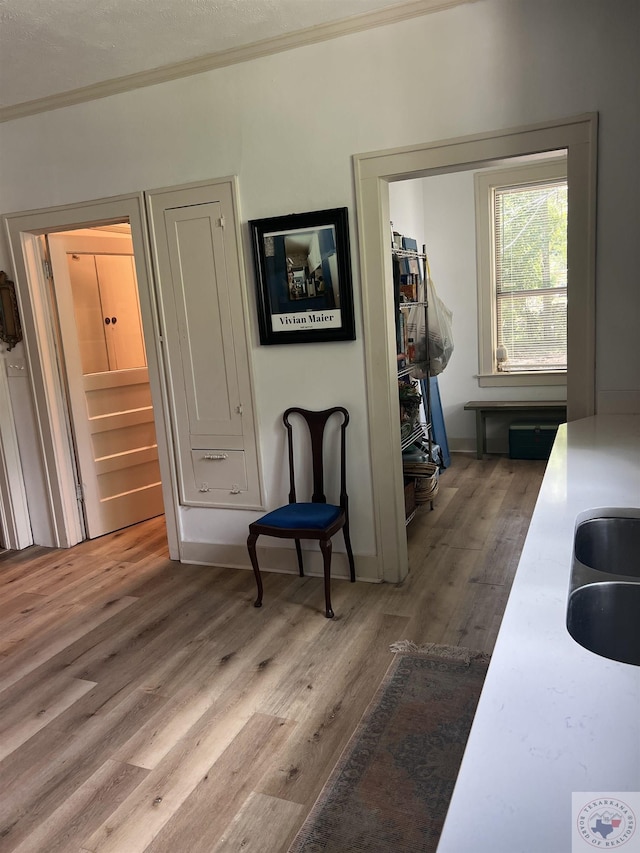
top-left (179, 540), bottom-right (382, 583)
top-left (447, 437), bottom-right (475, 454)
top-left (448, 437), bottom-right (509, 455)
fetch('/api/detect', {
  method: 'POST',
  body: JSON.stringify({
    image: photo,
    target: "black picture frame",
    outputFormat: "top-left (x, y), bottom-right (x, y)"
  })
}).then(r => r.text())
top-left (249, 207), bottom-right (355, 345)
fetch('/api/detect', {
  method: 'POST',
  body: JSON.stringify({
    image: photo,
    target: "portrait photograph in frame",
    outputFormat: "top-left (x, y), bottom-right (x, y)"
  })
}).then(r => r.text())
top-left (249, 207), bottom-right (356, 345)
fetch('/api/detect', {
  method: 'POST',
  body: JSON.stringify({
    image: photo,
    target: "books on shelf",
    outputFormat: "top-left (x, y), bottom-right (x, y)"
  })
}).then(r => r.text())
top-left (394, 235), bottom-right (428, 364)
top-left (397, 255), bottom-right (421, 277)
top-left (399, 273), bottom-right (419, 302)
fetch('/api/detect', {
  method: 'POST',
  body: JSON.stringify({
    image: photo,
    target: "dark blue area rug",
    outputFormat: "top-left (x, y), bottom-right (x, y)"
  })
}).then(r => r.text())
top-left (288, 643), bottom-right (490, 853)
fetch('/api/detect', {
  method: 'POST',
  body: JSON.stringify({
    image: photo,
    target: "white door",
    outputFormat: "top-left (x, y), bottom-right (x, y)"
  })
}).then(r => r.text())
top-left (48, 232), bottom-right (163, 539)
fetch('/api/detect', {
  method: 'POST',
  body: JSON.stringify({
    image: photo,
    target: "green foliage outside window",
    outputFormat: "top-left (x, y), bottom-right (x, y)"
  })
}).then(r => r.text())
top-left (495, 180), bottom-right (567, 371)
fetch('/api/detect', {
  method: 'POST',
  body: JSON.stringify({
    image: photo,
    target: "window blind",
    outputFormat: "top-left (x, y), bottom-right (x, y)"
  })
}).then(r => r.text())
top-left (494, 180), bottom-right (567, 372)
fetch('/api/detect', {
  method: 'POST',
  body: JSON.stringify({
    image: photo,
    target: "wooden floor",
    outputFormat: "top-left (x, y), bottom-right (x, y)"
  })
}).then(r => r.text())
top-left (0, 453), bottom-right (545, 853)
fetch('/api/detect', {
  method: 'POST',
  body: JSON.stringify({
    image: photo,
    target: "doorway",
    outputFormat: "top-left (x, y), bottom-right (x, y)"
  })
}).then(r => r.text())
top-left (354, 115), bottom-right (597, 583)
top-left (47, 227), bottom-right (163, 539)
top-left (3, 193), bottom-right (179, 556)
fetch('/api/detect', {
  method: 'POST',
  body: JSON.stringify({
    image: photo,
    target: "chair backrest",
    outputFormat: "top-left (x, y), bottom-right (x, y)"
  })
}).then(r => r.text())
top-left (283, 407), bottom-right (349, 507)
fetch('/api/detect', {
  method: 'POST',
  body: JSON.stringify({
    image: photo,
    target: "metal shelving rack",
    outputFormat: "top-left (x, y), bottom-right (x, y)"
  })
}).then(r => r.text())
top-left (393, 243), bottom-right (436, 520)
top-left (394, 245), bottom-right (432, 457)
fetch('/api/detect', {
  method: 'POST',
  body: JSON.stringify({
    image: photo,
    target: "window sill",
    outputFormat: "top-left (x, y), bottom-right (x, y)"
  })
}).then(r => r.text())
top-left (476, 371), bottom-right (567, 388)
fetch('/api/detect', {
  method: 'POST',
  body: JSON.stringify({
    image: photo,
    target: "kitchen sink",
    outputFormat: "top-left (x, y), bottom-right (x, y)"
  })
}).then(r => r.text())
top-left (567, 582), bottom-right (640, 667)
top-left (567, 509), bottom-right (640, 666)
top-left (574, 516), bottom-right (640, 577)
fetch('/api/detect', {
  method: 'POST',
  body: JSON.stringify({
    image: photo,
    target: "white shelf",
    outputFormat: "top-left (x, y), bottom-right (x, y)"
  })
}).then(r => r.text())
top-left (400, 424), bottom-right (425, 451)
top-left (397, 361), bottom-right (428, 379)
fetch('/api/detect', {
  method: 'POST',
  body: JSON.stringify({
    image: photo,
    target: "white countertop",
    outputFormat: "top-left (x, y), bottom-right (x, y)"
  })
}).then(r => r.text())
top-left (437, 414), bottom-right (640, 853)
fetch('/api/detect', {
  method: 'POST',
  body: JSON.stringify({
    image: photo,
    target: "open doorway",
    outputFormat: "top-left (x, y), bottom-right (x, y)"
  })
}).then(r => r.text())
top-left (46, 225), bottom-right (163, 540)
top-left (354, 115), bottom-right (597, 584)
top-left (3, 193), bottom-right (179, 556)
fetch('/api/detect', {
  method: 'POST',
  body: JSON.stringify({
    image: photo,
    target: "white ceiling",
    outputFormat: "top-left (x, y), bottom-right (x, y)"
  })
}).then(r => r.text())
top-left (0, 0), bottom-right (430, 115)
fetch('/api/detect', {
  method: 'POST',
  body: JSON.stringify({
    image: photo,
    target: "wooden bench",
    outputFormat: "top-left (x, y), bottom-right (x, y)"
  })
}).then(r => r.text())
top-left (464, 400), bottom-right (567, 459)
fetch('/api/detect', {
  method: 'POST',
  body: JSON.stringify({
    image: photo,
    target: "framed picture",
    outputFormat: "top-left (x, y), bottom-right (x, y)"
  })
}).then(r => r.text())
top-left (249, 207), bottom-right (356, 345)
top-left (0, 271), bottom-right (23, 352)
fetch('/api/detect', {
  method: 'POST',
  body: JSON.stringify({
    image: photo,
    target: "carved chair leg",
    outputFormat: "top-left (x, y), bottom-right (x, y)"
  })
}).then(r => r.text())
top-left (294, 539), bottom-right (304, 577)
top-left (319, 539), bottom-right (334, 618)
top-left (247, 532), bottom-right (263, 608)
top-left (342, 520), bottom-right (356, 583)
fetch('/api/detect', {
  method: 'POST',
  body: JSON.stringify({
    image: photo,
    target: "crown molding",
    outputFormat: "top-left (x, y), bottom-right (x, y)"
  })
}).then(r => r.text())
top-left (0, 0), bottom-right (477, 123)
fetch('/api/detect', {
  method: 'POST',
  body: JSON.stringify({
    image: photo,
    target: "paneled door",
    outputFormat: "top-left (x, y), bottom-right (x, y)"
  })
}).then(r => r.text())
top-left (146, 180), bottom-right (263, 509)
top-left (48, 232), bottom-right (163, 539)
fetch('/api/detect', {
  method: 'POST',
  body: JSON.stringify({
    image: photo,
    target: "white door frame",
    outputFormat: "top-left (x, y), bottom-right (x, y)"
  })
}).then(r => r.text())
top-left (0, 359), bottom-right (32, 549)
top-left (3, 193), bottom-right (180, 556)
top-left (353, 114), bottom-right (597, 583)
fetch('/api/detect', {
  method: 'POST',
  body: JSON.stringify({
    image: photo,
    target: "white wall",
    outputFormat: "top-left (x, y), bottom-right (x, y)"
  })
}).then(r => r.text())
top-left (1, 0), bottom-right (638, 555)
top-left (388, 181), bottom-right (425, 249)
top-left (420, 171), bottom-right (479, 449)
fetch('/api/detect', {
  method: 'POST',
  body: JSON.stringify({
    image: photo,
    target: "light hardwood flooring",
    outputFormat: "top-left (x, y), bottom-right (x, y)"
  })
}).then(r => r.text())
top-left (0, 453), bottom-right (545, 853)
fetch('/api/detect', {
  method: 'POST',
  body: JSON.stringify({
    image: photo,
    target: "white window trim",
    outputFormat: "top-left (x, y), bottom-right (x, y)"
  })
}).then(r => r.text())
top-left (474, 156), bottom-right (568, 387)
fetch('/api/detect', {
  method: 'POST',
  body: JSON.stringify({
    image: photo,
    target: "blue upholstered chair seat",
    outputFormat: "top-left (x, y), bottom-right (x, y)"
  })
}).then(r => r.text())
top-left (258, 502), bottom-right (341, 530)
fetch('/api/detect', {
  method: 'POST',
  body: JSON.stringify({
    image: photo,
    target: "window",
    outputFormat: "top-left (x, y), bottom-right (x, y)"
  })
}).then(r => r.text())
top-left (475, 156), bottom-right (568, 386)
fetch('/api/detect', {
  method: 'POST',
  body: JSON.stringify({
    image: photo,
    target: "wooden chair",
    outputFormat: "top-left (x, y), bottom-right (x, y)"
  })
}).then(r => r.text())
top-left (247, 406), bottom-right (356, 618)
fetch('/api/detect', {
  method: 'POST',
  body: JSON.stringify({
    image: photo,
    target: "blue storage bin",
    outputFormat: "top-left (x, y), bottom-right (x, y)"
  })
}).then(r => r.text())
top-left (509, 421), bottom-right (559, 460)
